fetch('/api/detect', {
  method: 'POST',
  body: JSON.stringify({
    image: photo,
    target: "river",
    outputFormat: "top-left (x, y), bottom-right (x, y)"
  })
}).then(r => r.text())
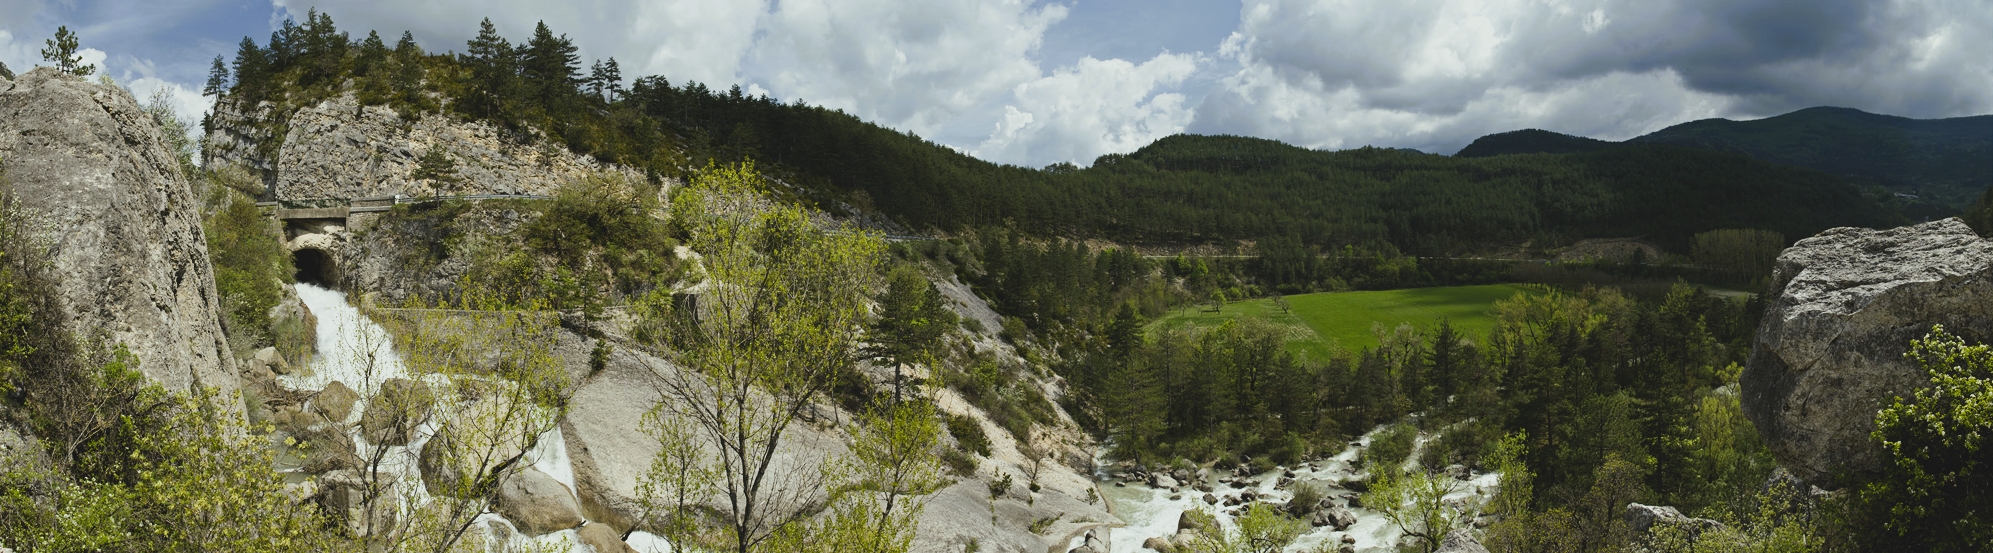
top-left (1084, 424), bottom-right (1500, 553)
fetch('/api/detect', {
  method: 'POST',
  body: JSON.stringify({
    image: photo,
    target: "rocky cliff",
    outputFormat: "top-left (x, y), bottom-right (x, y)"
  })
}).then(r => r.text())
top-left (205, 95), bottom-right (643, 200)
top-left (1742, 218), bottom-right (1993, 483)
top-left (0, 68), bottom-right (237, 393)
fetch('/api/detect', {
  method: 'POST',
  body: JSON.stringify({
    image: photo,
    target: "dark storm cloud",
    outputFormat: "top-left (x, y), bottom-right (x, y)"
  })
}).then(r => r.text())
top-left (1192, 0), bottom-right (1992, 155)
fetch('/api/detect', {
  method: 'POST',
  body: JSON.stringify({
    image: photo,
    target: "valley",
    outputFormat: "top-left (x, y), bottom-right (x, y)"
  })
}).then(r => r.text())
top-left (0, 8), bottom-right (1989, 553)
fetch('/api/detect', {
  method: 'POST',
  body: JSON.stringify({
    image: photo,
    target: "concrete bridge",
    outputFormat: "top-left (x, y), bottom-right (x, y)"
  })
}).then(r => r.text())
top-left (261, 194), bottom-right (554, 285)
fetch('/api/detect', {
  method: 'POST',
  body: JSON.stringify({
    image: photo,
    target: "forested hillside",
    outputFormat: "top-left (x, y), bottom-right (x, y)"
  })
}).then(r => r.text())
top-left (1457, 107), bottom-right (1992, 218)
top-left (213, 14), bottom-right (1899, 256)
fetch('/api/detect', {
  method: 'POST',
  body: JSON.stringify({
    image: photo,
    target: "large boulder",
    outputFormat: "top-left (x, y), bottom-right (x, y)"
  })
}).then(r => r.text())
top-left (1742, 219), bottom-right (1993, 482)
top-left (360, 378), bottom-right (435, 446)
top-left (0, 68), bottom-right (237, 394)
top-left (312, 381), bottom-right (359, 423)
top-left (495, 467), bottom-right (585, 536)
top-left (1627, 503), bottom-right (1723, 541)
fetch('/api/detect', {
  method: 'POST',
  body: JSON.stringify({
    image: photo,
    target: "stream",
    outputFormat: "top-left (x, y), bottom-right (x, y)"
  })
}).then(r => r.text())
top-left (287, 283), bottom-right (622, 551)
top-left (1085, 424), bottom-right (1500, 553)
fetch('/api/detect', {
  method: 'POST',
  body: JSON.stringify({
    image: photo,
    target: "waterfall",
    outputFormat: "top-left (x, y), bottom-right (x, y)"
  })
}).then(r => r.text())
top-left (285, 283), bottom-right (631, 550)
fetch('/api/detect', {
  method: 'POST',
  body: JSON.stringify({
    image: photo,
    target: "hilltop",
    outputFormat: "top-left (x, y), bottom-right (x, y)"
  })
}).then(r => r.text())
top-left (1457, 107), bottom-right (1993, 217)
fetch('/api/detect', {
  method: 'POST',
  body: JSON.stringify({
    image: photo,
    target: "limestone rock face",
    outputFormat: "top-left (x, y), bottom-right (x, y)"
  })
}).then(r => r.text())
top-left (0, 68), bottom-right (236, 393)
top-left (204, 95), bottom-right (642, 200)
top-left (1742, 218), bottom-right (1993, 482)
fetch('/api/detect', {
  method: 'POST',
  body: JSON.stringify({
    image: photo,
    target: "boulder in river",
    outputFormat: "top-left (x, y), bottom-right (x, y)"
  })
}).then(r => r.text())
top-left (496, 467), bottom-right (585, 536)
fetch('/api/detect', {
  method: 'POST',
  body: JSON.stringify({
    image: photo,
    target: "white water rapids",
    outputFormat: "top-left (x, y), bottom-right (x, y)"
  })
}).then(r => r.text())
top-left (285, 283), bottom-right (674, 551)
top-left (1083, 424), bottom-right (1500, 553)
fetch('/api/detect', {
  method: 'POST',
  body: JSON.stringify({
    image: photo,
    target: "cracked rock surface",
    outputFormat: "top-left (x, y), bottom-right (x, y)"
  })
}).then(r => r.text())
top-left (1743, 218), bottom-right (1993, 483)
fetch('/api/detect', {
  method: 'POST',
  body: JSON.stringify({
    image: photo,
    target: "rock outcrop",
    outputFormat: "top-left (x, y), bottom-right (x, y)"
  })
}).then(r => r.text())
top-left (1436, 529), bottom-right (1491, 553)
top-left (0, 68), bottom-right (237, 393)
top-left (204, 95), bottom-right (642, 200)
top-left (1742, 218), bottom-right (1993, 482)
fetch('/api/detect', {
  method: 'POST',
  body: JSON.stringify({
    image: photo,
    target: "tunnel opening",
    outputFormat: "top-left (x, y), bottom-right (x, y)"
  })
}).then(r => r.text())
top-left (293, 248), bottom-right (337, 287)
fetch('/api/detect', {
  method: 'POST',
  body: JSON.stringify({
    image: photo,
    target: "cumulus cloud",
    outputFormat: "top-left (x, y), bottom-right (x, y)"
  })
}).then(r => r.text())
top-left (749, 0), bottom-right (1066, 142)
top-left (1192, 0), bottom-right (1993, 154)
top-left (279, 0), bottom-right (1203, 167)
top-left (975, 53), bottom-right (1200, 166)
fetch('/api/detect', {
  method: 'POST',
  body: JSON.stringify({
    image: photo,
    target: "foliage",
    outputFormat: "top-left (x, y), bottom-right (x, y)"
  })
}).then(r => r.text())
top-left (40, 26), bottom-right (94, 76)
top-left (825, 398), bottom-right (950, 551)
top-left (1176, 504), bottom-right (1308, 553)
top-left (866, 264), bottom-right (956, 402)
top-left (1646, 479), bottom-right (1822, 553)
top-left (204, 187), bottom-right (295, 354)
top-left (632, 160), bottom-right (885, 553)
top-left (0, 387), bottom-right (345, 552)
top-left (1360, 422), bottom-right (1418, 472)
top-left (1964, 186), bottom-right (1993, 237)
top-left (1850, 326), bottom-right (1993, 552)
top-left (524, 172), bottom-right (675, 296)
top-left (142, 88), bottom-right (200, 182)
top-left (1690, 229), bottom-right (1784, 286)
top-left (635, 401), bottom-right (718, 546)
top-left (1363, 467), bottom-right (1477, 553)
top-left (409, 146), bottom-right (462, 193)
top-left (947, 413), bottom-right (991, 457)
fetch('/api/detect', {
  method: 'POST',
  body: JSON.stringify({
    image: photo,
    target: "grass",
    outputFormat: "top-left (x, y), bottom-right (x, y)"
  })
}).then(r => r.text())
top-left (1150, 284), bottom-right (1539, 357)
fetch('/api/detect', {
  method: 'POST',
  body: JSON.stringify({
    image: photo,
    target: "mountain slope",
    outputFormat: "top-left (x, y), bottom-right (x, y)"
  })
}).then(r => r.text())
top-left (1630, 106), bottom-right (1992, 210)
top-left (1455, 107), bottom-right (1991, 216)
top-left (209, 14), bottom-right (1903, 256)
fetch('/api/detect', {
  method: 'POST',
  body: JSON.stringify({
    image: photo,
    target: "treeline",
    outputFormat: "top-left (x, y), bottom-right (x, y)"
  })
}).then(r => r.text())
top-left (215, 14), bottom-right (1900, 257)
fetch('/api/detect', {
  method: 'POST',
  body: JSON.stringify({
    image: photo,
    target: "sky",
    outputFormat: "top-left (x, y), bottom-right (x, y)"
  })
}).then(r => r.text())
top-left (2, 0), bottom-right (1988, 168)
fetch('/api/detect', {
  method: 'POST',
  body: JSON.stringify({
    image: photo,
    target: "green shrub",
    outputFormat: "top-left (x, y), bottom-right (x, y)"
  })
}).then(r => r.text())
top-left (520, 173), bottom-right (675, 298)
top-left (948, 414), bottom-right (991, 456)
top-left (1361, 422), bottom-right (1418, 472)
top-left (1849, 325), bottom-right (1993, 551)
top-left (202, 188), bottom-right (293, 355)
top-left (940, 448), bottom-right (979, 477)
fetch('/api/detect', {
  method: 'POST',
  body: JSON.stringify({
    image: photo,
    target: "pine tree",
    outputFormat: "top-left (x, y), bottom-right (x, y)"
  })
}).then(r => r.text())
top-left (587, 59), bottom-right (606, 100)
top-left (602, 57), bottom-right (622, 100)
top-left (461, 18), bottom-right (516, 119)
top-left (520, 21), bottom-right (580, 111)
top-left (867, 264), bottom-right (954, 403)
top-left (41, 25), bottom-right (94, 76)
top-left (354, 30), bottom-right (388, 76)
top-left (230, 37), bottom-right (269, 102)
top-left (203, 56), bottom-right (230, 97)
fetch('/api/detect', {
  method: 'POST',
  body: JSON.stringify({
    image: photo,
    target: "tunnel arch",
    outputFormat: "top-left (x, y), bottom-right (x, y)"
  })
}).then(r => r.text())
top-left (293, 247), bottom-right (338, 287)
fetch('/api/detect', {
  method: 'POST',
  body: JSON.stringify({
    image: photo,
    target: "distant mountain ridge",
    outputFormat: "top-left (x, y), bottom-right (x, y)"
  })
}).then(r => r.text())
top-left (1455, 107), bottom-right (1993, 215)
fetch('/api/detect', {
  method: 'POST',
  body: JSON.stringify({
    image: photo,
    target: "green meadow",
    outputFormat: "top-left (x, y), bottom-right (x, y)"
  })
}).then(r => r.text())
top-left (1149, 284), bottom-right (1541, 358)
